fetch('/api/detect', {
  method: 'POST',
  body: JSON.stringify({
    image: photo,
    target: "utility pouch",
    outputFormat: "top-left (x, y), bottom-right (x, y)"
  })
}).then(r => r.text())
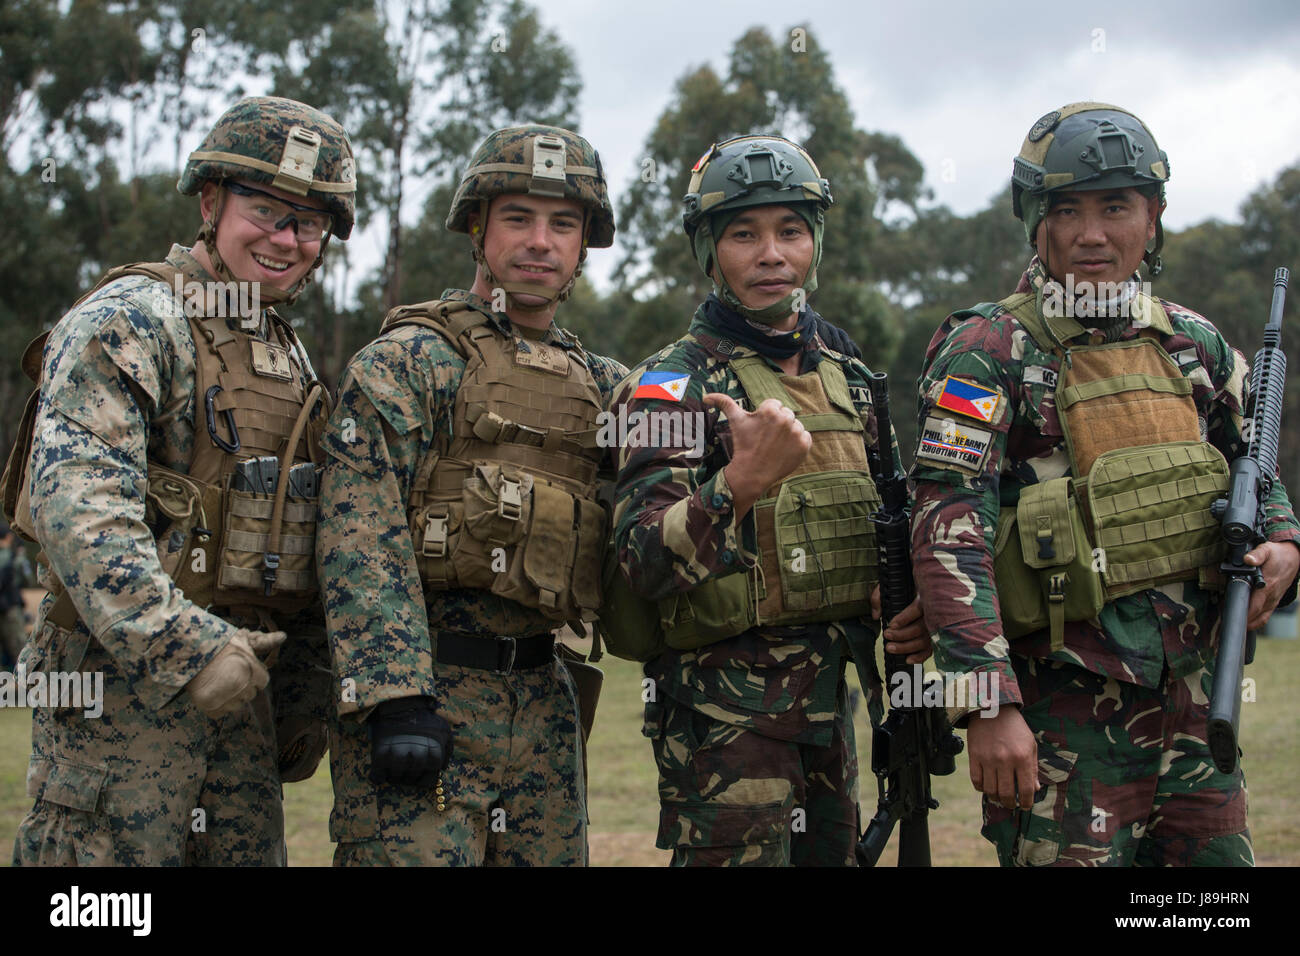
top-left (216, 482), bottom-right (317, 601)
top-left (522, 481), bottom-right (576, 614)
top-left (144, 462), bottom-right (220, 607)
top-left (463, 463), bottom-right (532, 550)
top-left (993, 477), bottom-right (1104, 651)
top-left (411, 501), bottom-right (462, 588)
top-left (1082, 440), bottom-right (1228, 599)
top-left (596, 546), bottom-right (668, 662)
top-left (662, 569), bottom-right (755, 650)
top-left (757, 469), bottom-right (880, 624)
top-left (569, 497), bottom-right (606, 614)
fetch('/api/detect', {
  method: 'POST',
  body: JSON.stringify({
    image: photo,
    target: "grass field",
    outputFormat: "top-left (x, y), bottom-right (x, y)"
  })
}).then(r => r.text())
top-left (3, 636), bottom-right (1298, 866)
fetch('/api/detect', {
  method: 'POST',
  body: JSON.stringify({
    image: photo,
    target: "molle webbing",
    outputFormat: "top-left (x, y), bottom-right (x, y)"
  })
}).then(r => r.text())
top-left (188, 313), bottom-right (314, 482)
top-left (390, 299), bottom-right (608, 621)
top-left (661, 354), bottom-right (880, 649)
top-left (1084, 442), bottom-right (1228, 596)
top-left (735, 357), bottom-right (878, 624)
top-left (1053, 339), bottom-right (1199, 478)
top-left (993, 291), bottom-right (1226, 605)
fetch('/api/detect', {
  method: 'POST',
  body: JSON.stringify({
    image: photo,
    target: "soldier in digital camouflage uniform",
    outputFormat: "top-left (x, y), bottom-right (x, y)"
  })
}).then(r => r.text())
top-left (319, 125), bottom-right (624, 867)
top-left (911, 103), bottom-right (1300, 866)
top-left (610, 136), bottom-right (931, 866)
top-left (9, 97), bottom-right (354, 866)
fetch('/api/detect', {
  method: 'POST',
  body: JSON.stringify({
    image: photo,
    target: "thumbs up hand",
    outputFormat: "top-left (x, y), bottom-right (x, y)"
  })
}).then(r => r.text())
top-left (703, 393), bottom-right (811, 518)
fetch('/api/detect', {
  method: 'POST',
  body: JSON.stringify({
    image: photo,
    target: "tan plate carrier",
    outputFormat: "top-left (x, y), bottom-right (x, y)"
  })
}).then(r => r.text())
top-left (1, 261), bottom-right (329, 629)
top-left (380, 299), bottom-right (608, 624)
top-left (990, 291), bottom-right (1228, 650)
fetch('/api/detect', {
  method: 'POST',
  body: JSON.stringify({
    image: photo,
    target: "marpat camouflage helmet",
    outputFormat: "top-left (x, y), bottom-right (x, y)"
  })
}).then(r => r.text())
top-left (1012, 102), bottom-right (1169, 273)
top-left (179, 96), bottom-right (357, 239)
top-left (682, 135), bottom-right (832, 323)
top-left (446, 125), bottom-right (614, 247)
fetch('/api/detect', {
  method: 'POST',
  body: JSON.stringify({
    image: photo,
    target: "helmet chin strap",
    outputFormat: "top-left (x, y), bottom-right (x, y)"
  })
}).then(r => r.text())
top-left (1035, 196), bottom-right (1165, 284)
top-left (699, 217), bottom-right (822, 326)
top-left (471, 201), bottom-right (586, 312)
top-left (195, 184), bottom-right (326, 314)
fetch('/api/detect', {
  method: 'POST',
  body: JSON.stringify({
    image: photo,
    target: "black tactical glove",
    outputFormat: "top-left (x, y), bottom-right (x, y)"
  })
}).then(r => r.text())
top-left (812, 313), bottom-right (863, 360)
top-left (368, 696), bottom-right (454, 788)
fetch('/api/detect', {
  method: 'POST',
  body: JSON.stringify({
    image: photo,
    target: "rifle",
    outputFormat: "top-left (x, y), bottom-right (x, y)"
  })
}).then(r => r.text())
top-left (1208, 267), bottom-right (1290, 775)
top-left (855, 371), bottom-right (964, 866)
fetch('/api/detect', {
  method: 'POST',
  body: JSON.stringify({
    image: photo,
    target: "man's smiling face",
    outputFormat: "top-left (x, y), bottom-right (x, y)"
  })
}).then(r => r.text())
top-left (198, 179), bottom-right (327, 291)
top-left (473, 194), bottom-right (586, 310)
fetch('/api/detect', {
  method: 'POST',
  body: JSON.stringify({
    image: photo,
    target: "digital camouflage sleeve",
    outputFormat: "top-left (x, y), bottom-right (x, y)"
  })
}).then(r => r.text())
top-left (910, 264), bottom-right (1300, 718)
top-left (612, 307), bottom-right (898, 744)
top-left (29, 244), bottom-right (332, 715)
top-left (30, 247), bottom-right (237, 709)
top-left (317, 290), bottom-right (626, 716)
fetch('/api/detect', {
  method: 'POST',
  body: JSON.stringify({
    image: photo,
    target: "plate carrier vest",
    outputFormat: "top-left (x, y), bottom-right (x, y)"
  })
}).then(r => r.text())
top-left (985, 290), bottom-right (1229, 650)
top-left (600, 350), bottom-right (882, 659)
top-left (380, 298), bottom-right (608, 623)
top-left (2, 260), bottom-right (329, 630)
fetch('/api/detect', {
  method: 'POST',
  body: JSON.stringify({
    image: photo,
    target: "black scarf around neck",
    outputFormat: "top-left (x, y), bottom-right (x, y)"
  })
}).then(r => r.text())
top-left (702, 294), bottom-right (816, 360)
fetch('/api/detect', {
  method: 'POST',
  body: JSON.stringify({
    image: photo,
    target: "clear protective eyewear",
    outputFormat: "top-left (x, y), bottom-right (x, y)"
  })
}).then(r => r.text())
top-left (224, 181), bottom-right (334, 242)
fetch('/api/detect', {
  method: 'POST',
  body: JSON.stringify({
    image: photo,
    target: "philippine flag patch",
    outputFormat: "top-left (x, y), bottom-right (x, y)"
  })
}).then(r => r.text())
top-left (935, 376), bottom-right (1001, 423)
top-left (633, 370), bottom-right (691, 402)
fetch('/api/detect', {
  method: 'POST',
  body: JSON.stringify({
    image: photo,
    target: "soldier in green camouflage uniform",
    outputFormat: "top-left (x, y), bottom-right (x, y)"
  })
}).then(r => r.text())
top-left (10, 97), bottom-right (354, 866)
top-left (911, 103), bottom-right (1300, 866)
top-left (611, 136), bottom-right (930, 866)
top-left (319, 126), bottom-right (624, 866)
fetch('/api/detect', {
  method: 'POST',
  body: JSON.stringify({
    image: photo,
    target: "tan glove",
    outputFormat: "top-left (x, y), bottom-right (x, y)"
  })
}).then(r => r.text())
top-left (187, 629), bottom-right (287, 718)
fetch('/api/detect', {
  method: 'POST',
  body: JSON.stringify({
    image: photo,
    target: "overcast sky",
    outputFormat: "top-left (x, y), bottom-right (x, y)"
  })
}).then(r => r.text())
top-left (461, 0), bottom-right (1299, 291)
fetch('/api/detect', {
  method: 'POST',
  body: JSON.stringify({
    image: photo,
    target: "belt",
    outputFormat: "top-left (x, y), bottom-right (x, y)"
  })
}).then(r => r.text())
top-left (434, 631), bottom-right (555, 675)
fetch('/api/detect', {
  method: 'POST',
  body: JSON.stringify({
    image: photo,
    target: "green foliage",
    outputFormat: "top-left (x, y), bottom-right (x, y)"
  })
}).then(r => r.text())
top-left (2, 6), bottom-right (1300, 481)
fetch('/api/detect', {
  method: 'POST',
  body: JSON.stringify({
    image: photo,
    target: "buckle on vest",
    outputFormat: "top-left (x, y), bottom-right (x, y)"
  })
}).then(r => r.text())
top-left (1036, 515), bottom-right (1056, 561)
top-left (498, 478), bottom-right (523, 521)
top-left (1047, 573), bottom-right (1066, 603)
top-left (263, 552), bottom-right (280, 596)
top-left (423, 513), bottom-right (449, 557)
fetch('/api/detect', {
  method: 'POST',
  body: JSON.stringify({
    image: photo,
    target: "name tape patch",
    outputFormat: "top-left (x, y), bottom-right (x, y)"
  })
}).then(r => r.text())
top-left (1023, 365), bottom-right (1058, 388)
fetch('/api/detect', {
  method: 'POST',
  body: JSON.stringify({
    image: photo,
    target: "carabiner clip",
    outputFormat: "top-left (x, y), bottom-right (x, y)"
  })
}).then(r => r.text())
top-left (205, 385), bottom-right (241, 453)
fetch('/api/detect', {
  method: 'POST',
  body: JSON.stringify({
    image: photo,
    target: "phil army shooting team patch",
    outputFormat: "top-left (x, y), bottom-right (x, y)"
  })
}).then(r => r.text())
top-left (916, 415), bottom-right (994, 472)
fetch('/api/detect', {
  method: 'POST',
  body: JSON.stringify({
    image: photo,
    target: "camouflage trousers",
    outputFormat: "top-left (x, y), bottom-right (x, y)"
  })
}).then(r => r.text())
top-left (983, 656), bottom-right (1251, 867)
top-left (12, 618), bottom-right (285, 866)
top-left (644, 683), bottom-right (859, 866)
top-left (330, 656), bottom-right (586, 866)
